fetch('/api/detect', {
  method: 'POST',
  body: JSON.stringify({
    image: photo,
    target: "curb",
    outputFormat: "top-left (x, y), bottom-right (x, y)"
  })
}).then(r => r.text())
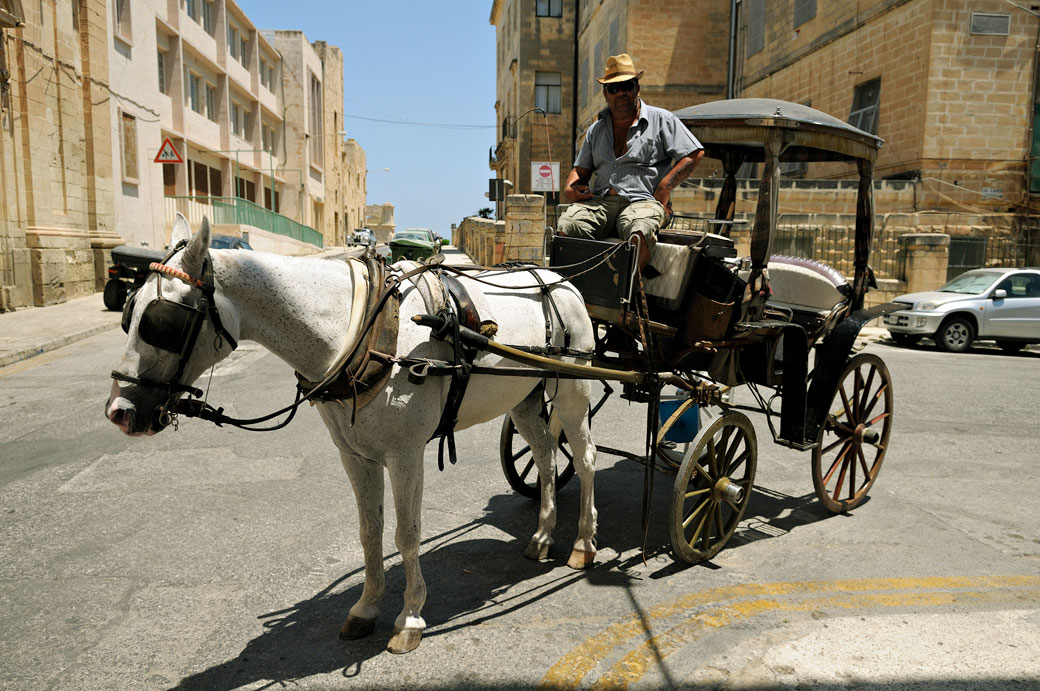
top-left (0, 322), bottom-right (122, 369)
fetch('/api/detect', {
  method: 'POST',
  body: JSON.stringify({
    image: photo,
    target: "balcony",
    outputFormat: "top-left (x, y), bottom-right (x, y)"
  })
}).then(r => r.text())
top-left (165, 196), bottom-right (323, 249)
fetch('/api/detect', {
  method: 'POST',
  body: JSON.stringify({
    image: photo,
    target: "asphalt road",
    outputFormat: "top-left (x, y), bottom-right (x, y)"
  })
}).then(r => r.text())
top-left (0, 331), bottom-right (1038, 689)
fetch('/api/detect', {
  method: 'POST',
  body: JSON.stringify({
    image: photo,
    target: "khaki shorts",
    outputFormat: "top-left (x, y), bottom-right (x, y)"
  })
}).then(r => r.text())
top-left (556, 195), bottom-right (666, 247)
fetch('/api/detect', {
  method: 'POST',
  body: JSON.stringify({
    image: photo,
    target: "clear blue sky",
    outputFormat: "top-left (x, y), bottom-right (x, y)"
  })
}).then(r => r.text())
top-left (241, 1), bottom-right (497, 236)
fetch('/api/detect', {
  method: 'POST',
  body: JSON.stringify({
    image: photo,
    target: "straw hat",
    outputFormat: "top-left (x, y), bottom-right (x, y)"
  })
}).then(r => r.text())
top-left (597, 54), bottom-right (644, 84)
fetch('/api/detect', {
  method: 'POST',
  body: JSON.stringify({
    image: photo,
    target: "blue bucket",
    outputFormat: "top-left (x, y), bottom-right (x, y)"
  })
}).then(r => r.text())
top-left (658, 399), bottom-right (700, 443)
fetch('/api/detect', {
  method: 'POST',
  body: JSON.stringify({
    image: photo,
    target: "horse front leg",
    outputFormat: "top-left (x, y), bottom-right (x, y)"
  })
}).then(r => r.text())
top-left (552, 379), bottom-right (598, 569)
top-left (385, 453), bottom-right (427, 654)
top-left (337, 452), bottom-right (387, 641)
top-left (509, 388), bottom-right (559, 561)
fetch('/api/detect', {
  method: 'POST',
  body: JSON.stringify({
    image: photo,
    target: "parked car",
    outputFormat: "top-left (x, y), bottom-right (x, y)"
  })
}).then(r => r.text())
top-left (883, 267), bottom-right (1040, 352)
top-left (103, 235), bottom-right (252, 310)
top-left (209, 234), bottom-right (253, 250)
top-left (351, 229), bottom-right (377, 247)
top-left (389, 228), bottom-right (442, 262)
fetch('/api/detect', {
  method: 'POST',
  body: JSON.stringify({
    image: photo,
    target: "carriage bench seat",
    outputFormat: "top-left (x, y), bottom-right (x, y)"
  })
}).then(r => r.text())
top-left (765, 256), bottom-right (851, 328)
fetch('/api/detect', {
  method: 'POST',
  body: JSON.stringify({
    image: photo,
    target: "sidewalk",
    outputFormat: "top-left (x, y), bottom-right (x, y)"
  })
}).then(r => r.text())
top-left (0, 245), bottom-right (885, 369)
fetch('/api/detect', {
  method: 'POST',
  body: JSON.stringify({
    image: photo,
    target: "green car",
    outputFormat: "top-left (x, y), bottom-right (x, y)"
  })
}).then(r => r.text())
top-left (389, 228), bottom-right (442, 262)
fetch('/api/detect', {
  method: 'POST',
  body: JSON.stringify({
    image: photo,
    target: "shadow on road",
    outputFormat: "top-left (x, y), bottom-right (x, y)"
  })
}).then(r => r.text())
top-left (170, 460), bottom-right (838, 689)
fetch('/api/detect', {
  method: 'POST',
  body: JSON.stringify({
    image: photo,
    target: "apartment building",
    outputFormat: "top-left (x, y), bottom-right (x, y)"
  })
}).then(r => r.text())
top-left (0, 0), bottom-right (366, 310)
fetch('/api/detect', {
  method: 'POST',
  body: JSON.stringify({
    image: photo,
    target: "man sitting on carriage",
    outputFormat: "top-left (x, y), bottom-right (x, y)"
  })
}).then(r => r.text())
top-left (557, 53), bottom-right (705, 277)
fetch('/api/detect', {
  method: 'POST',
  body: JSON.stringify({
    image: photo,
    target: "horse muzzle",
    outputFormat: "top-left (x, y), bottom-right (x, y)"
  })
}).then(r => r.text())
top-left (106, 381), bottom-right (168, 436)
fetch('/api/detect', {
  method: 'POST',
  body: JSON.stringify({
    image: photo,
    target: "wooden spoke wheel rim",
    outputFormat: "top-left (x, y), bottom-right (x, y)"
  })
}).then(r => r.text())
top-left (499, 404), bottom-right (576, 499)
top-left (670, 411), bottom-right (757, 564)
top-left (812, 352), bottom-right (893, 513)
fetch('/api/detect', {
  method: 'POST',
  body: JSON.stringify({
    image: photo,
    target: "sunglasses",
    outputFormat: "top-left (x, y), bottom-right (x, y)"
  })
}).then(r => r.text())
top-left (605, 80), bottom-right (637, 94)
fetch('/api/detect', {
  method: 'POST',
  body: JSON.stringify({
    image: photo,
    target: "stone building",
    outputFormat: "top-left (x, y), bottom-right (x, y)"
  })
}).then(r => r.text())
top-left (342, 138), bottom-right (367, 236)
top-left (733, 0), bottom-right (1039, 213)
top-left (364, 202), bottom-right (395, 244)
top-left (0, 0), bottom-right (114, 309)
top-left (490, 0), bottom-right (577, 209)
top-left (0, 1), bottom-right (367, 311)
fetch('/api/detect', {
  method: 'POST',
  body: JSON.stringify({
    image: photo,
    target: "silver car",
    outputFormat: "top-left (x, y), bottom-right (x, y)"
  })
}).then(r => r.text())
top-left (883, 267), bottom-right (1040, 353)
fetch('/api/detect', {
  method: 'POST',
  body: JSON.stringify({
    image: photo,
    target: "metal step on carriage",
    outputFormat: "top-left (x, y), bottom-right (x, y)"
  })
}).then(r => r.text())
top-left (498, 99), bottom-right (902, 563)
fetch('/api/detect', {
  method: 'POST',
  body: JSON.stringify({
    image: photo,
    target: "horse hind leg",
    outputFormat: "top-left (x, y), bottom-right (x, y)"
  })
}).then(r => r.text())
top-left (547, 378), bottom-right (598, 569)
top-left (508, 388), bottom-right (559, 562)
top-left (336, 453), bottom-right (387, 641)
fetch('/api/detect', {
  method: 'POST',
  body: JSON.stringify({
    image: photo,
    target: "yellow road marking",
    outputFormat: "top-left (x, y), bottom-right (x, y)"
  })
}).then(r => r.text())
top-left (540, 575), bottom-right (1040, 690)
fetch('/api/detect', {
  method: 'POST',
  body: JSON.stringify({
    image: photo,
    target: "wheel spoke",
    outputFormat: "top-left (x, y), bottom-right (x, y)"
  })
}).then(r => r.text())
top-left (849, 443), bottom-right (857, 498)
top-left (861, 382), bottom-right (888, 421)
top-left (509, 443), bottom-right (532, 463)
top-left (715, 503), bottom-right (725, 536)
top-left (684, 487), bottom-right (711, 500)
top-left (518, 458), bottom-right (535, 482)
top-left (720, 431), bottom-right (740, 473)
top-left (832, 452), bottom-right (850, 501)
top-left (701, 504), bottom-right (716, 549)
top-left (682, 497), bottom-right (710, 530)
top-left (823, 441), bottom-right (852, 484)
top-left (853, 367), bottom-right (864, 419)
top-left (857, 366), bottom-right (877, 416)
top-left (868, 410), bottom-right (891, 427)
top-left (857, 444), bottom-right (872, 483)
top-left (821, 433), bottom-right (851, 456)
top-left (838, 387), bottom-right (854, 425)
top-left (726, 448), bottom-right (751, 477)
top-left (706, 438), bottom-right (718, 476)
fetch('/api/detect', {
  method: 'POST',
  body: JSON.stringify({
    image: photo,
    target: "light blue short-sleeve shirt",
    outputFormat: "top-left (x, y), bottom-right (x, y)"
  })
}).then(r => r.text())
top-left (573, 100), bottom-right (702, 202)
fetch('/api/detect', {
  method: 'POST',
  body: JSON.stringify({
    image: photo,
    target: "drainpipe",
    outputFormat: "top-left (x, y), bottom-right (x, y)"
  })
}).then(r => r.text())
top-left (727, 0), bottom-right (739, 98)
top-left (572, 0), bottom-right (580, 153)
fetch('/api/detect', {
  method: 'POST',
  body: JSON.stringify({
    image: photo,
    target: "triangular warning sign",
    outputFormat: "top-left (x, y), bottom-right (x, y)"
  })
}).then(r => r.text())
top-left (154, 137), bottom-right (183, 164)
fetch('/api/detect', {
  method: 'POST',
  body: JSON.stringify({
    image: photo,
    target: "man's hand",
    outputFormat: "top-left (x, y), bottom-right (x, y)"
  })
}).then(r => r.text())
top-left (565, 182), bottom-right (595, 203)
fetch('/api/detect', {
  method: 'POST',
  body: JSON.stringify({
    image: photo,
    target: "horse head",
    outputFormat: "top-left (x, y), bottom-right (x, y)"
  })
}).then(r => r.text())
top-left (106, 213), bottom-right (240, 435)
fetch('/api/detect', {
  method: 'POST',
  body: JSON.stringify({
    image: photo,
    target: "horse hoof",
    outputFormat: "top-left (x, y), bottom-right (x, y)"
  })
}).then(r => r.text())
top-left (387, 628), bottom-right (422, 654)
top-left (524, 540), bottom-right (551, 561)
top-left (339, 615), bottom-right (376, 640)
top-left (567, 548), bottom-right (596, 570)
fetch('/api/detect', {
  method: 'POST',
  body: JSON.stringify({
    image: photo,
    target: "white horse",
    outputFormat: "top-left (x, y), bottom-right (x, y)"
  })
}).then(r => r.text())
top-left (106, 215), bottom-right (598, 654)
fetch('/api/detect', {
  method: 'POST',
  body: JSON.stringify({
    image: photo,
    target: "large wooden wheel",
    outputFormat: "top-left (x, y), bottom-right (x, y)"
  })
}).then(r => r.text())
top-left (669, 411), bottom-right (757, 563)
top-left (499, 403), bottom-right (575, 499)
top-left (812, 352), bottom-right (893, 513)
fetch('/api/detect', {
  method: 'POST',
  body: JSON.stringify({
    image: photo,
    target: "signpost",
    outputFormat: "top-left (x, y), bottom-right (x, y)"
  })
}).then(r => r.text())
top-left (530, 161), bottom-right (559, 192)
top-left (154, 137), bottom-right (183, 164)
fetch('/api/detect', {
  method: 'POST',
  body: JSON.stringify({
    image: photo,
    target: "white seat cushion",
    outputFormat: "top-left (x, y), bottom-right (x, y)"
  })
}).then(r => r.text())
top-left (767, 257), bottom-right (848, 312)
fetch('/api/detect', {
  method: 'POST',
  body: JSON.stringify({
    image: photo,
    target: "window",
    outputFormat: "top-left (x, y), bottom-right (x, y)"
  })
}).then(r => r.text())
top-left (192, 161), bottom-right (209, 196)
top-left (202, 0), bottom-right (213, 34)
top-left (849, 78), bottom-right (882, 135)
top-left (260, 58), bottom-right (268, 88)
top-left (262, 123), bottom-right (277, 154)
top-left (746, 0), bottom-right (765, 56)
top-left (793, 0), bottom-right (815, 28)
top-left (231, 100), bottom-right (243, 137)
top-left (236, 176), bottom-right (256, 202)
top-left (113, 0), bottom-right (131, 44)
top-left (157, 50), bottom-right (167, 94)
top-left (536, 0), bottom-right (562, 17)
top-left (205, 83), bottom-right (216, 121)
top-left (309, 73), bottom-right (324, 168)
top-left (120, 111), bottom-right (138, 183)
top-left (239, 36), bottom-right (248, 67)
top-left (188, 72), bottom-right (202, 113)
top-left (268, 64), bottom-right (276, 89)
top-left (163, 163), bottom-right (177, 196)
top-left (210, 167), bottom-right (222, 196)
top-left (535, 72), bottom-right (562, 114)
top-left (228, 25), bottom-right (238, 59)
top-left (185, 0), bottom-right (197, 21)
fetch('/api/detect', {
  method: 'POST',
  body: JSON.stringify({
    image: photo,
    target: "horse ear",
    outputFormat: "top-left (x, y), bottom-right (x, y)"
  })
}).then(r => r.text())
top-left (181, 216), bottom-right (211, 273)
top-left (170, 212), bottom-right (192, 246)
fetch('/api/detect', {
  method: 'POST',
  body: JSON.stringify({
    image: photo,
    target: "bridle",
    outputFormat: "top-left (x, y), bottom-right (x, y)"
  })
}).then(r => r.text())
top-left (110, 240), bottom-right (238, 428)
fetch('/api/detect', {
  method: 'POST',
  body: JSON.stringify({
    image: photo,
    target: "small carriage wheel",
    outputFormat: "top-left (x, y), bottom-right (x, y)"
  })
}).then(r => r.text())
top-left (499, 403), bottom-right (576, 499)
top-left (669, 411), bottom-right (757, 564)
top-left (812, 352), bottom-right (893, 513)
top-left (103, 279), bottom-right (128, 311)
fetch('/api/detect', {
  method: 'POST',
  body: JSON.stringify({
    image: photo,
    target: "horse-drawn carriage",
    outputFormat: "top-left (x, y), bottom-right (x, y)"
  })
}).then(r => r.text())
top-left (500, 98), bottom-right (899, 562)
top-left (107, 98), bottom-right (899, 652)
